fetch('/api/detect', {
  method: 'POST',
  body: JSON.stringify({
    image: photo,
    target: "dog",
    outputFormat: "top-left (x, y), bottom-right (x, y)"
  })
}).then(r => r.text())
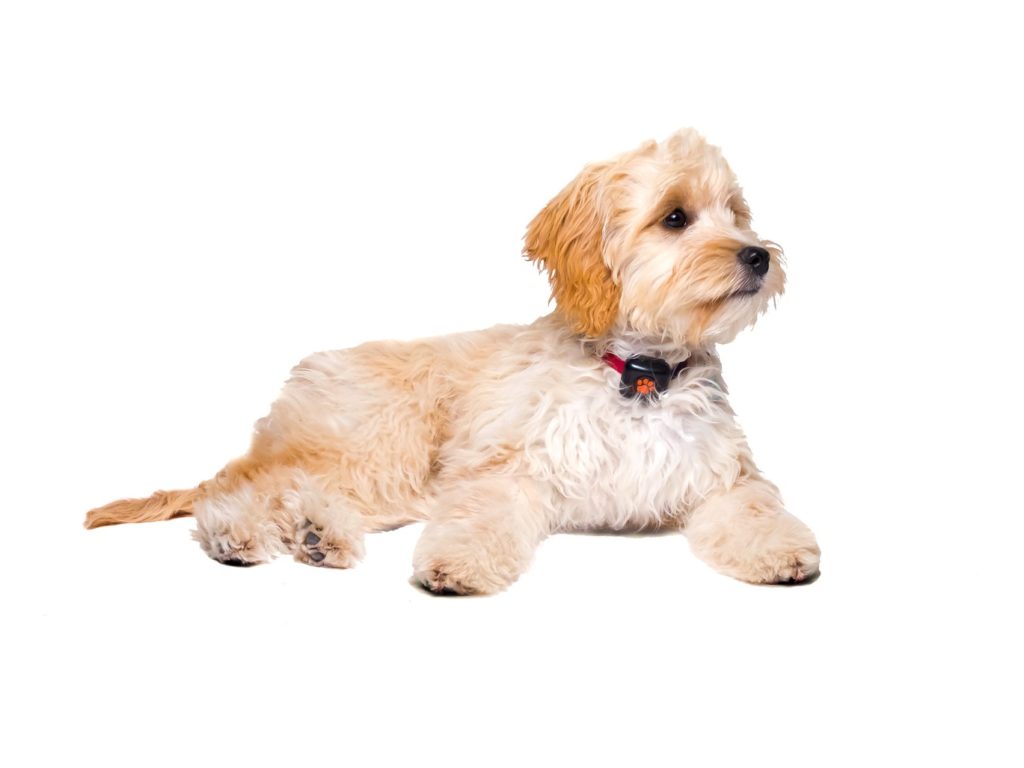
top-left (85, 128), bottom-right (821, 593)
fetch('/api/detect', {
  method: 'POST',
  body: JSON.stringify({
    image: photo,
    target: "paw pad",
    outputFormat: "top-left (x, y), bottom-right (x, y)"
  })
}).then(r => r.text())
top-left (294, 518), bottom-right (358, 568)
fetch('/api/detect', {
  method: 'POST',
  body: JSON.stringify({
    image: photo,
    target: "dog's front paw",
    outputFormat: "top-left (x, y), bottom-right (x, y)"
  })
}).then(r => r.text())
top-left (741, 540), bottom-right (821, 584)
top-left (687, 490), bottom-right (821, 585)
top-left (412, 554), bottom-right (514, 595)
top-left (412, 533), bottom-right (523, 596)
top-left (712, 519), bottom-right (821, 585)
top-left (414, 565), bottom-right (482, 596)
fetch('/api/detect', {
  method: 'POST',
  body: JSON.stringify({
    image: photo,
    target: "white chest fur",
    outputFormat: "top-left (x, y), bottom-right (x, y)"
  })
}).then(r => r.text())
top-left (527, 370), bottom-right (746, 529)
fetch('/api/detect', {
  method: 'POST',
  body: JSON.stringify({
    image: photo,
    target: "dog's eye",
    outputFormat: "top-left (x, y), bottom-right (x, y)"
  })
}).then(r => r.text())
top-left (662, 208), bottom-right (688, 229)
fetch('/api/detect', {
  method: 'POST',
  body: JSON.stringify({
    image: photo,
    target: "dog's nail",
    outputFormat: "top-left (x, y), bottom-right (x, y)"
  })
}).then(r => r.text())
top-left (308, 550), bottom-right (326, 562)
top-left (304, 531), bottom-right (321, 547)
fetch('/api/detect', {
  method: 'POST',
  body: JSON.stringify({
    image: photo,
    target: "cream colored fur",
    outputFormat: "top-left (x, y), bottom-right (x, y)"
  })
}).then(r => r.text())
top-left (85, 128), bottom-right (820, 593)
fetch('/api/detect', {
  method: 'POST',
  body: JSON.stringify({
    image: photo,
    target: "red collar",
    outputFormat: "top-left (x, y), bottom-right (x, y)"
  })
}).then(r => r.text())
top-left (602, 353), bottom-right (688, 400)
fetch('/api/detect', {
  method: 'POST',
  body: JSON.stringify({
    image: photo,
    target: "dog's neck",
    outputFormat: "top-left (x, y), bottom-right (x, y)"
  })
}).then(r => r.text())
top-left (542, 313), bottom-right (697, 367)
top-left (597, 328), bottom-right (693, 368)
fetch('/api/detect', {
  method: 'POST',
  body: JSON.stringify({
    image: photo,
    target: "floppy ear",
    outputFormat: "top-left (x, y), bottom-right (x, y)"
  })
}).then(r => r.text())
top-left (523, 165), bottom-right (621, 337)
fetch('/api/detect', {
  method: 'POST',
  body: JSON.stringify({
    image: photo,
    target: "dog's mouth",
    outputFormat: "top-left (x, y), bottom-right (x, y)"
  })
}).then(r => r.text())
top-left (726, 285), bottom-right (762, 300)
top-left (725, 272), bottom-right (767, 299)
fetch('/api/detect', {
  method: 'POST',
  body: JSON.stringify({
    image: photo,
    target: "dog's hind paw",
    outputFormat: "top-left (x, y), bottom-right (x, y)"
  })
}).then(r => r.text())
top-left (199, 534), bottom-right (270, 567)
top-left (292, 518), bottom-right (363, 569)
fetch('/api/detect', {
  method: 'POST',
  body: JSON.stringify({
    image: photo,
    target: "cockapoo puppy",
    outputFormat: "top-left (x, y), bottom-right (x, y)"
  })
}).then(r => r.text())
top-left (86, 128), bottom-right (821, 593)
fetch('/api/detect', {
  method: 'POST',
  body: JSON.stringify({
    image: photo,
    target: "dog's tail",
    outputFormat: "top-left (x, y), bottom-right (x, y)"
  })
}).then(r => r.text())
top-left (84, 487), bottom-right (202, 529)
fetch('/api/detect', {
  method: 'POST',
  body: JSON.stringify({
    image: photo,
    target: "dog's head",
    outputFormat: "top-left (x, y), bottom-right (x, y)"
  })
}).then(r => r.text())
top-left (524, 129), bottom-right (784, 347)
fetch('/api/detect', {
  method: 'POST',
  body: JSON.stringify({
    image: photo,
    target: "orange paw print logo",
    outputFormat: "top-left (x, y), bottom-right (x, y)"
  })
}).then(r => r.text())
top-left (635, 377), bottom-right (657, 396)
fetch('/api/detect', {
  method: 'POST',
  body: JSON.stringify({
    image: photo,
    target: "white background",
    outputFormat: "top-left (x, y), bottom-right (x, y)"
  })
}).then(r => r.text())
top-left (2, 1), bottom-right (1022, 765)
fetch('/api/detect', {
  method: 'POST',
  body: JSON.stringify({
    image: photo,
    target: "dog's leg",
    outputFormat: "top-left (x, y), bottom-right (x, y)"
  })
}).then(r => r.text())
top-left (413, 475), bottom-right (549, 595)
top-left (193, 464), bottom-right (366, 568)
top-left (684, 476), bottom-right (820, 584)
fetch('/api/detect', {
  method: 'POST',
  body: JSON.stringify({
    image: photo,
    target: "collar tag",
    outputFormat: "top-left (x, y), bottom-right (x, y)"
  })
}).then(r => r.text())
top-left (602, 353), bottom-right (686, 402)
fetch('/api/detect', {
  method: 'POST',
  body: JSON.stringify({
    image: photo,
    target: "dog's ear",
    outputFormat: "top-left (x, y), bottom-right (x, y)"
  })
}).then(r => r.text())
top-left (524, 165), bottom-right (621, 337)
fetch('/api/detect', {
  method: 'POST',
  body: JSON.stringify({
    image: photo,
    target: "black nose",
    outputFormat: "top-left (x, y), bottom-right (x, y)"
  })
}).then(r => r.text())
top-left (737, 246), bottom-right (770, 277)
